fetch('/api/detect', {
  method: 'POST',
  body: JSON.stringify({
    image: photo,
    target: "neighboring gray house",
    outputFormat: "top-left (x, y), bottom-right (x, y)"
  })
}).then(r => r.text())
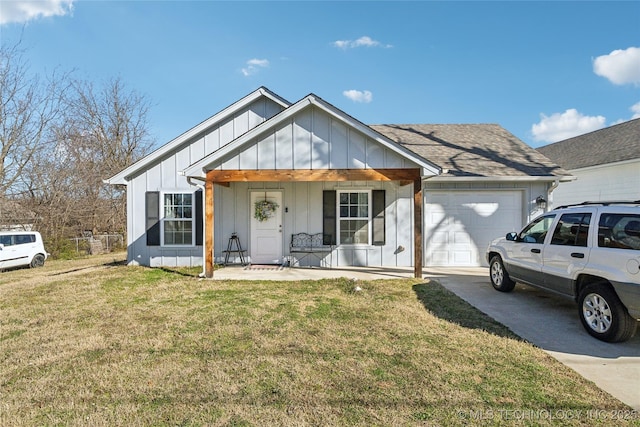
top-left (107, 87), bottom-right (571, 277)
top-left (537, 118), bottom-right (640, 208)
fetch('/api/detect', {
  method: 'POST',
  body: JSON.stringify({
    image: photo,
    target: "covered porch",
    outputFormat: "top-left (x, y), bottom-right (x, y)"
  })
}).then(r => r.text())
top-left (201, 168), bottom-right (424, 278)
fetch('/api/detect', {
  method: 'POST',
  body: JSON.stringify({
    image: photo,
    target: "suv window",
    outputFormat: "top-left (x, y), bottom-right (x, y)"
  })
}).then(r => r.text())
top-left (599, 214), bottom-right (640, 250)
top-left (519, 214), bottom-right (556, 243)
top-left (551, 213), bottom-right (591, 247)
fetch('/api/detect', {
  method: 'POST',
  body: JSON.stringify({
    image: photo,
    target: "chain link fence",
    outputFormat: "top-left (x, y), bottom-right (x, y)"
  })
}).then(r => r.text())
top-left (69, 233), bottom-right (124, 254)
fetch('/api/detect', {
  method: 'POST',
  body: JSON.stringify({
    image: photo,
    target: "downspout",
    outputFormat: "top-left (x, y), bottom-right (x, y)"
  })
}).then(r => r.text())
top-left (186, 176), bottom-right (207, 278)
top-left (420, 168), bottom-right (443, 276)
top-left (546, 178), bottom-right (561, 211)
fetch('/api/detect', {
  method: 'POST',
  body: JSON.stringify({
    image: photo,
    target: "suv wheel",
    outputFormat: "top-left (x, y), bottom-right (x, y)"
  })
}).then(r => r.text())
top-left (578, 282), bottom-right (637, 343)
top-left (489, 255), bottom-right (515, 292)
top-left (30, 253), bottom-right (45, 268)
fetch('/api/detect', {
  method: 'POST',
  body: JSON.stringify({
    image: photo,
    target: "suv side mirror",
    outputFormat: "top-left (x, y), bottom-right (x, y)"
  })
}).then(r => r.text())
top-left (506, 232), bottom-right (518, 241)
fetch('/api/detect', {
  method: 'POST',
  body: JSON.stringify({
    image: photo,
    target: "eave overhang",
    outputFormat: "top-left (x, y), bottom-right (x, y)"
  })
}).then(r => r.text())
top-left (424, 175), bottom-right (576, 183)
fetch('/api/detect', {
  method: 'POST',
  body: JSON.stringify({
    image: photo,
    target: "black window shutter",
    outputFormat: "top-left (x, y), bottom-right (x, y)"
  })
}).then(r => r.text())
top-left (322, 190), bottom-right (336, 245)
top-left (372, 190), bottom-right (386, 246)
top-left (146, 191), bottom-right (161, 246)
top-left (195, 189), bottom-right (203, 246)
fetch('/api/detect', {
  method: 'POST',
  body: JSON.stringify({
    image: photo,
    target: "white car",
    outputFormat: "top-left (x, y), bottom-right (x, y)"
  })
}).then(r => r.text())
top-left (0, 231), bottom-right (48, 270)
top-left (486, 201), bottom-right (640, 343)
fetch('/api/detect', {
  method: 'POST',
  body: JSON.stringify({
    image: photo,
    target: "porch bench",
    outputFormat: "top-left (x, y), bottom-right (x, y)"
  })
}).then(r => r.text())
top-left (289, 232), bottom-right (333, 268)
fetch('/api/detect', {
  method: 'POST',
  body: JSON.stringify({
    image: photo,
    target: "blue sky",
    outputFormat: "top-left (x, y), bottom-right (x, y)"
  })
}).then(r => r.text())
top-left (1, 1), bottom-right (639, 149)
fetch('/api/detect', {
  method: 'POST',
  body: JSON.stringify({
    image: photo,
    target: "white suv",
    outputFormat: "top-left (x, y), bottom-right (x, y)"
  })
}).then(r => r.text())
top-left (486, 201), bottom-right (640, 342)
top-left (0, 231), bottom-right (48, 270)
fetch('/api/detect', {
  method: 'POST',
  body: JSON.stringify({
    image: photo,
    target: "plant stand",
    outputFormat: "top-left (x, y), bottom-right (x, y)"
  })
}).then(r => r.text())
top-left (222, 233), bottom-right (247, 266)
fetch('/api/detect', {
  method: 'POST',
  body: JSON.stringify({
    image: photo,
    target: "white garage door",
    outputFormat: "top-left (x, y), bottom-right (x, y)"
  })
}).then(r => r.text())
top-left (425, 191), bottom-right (523, 267)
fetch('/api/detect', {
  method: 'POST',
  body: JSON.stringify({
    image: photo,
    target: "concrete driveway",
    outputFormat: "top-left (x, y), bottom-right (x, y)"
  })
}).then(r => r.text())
top-left (425, 267), bottom-right (640, 411)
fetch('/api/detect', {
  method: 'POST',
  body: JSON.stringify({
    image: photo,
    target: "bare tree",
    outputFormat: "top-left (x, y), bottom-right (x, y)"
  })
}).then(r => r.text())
top-left (63, 77), bottom-right (153, 173)
top-left (21, 143), bottom-right (78, 246)
top-left (0, 41), bottom-right (68, 199)
top-left (1, 41), bottom-right (153, 253)
top-left (36, 77), bottom-right (155, 237)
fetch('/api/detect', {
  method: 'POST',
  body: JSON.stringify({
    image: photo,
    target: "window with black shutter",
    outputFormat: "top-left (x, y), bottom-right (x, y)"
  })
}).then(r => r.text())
top-left (323, 189), bottom-right (386, 246)
top-left (146, 191), bottom-right (199, 246)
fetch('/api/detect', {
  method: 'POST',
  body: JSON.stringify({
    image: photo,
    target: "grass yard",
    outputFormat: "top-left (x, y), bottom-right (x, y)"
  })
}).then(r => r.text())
top-left (0, 253), bottom-right (637, 426)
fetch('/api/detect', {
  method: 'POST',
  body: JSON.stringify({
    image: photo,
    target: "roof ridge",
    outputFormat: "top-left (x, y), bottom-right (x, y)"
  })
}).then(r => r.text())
top-left (540, 117), bottom-right (640, 149)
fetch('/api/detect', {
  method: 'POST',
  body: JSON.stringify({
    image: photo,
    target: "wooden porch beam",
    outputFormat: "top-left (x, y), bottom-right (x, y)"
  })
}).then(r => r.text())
top-left (413, 178), bottom-right (423, 279)
top-left (206, 168), bottom-right (421, 183)
top-left (204, 180), bottom-right (214, 278)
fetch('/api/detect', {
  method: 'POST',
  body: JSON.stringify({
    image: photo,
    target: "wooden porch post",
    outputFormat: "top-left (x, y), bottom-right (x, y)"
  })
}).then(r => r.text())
top-left (413, 178), bottom-right (423, 278)
top-left (205, 180), bottom-right (214, 278)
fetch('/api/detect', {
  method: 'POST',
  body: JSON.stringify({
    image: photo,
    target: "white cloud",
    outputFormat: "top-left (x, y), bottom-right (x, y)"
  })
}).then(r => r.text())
top-left (593, 47), bottom-right (640, 85)
top-left (531, 109), bottom-right (606, 143)
top-left (241, 58), bottom-right (269, 76)
top-left (333, 36), bottom-right (392, 49)
top-left (343, 89), bottom-right (373, 103)
top-left (247, 58), bottom-right (269, 67)
top-left (333, 40), bottom-right (349, 49)
top-left (630, 102), bottom-right (640, 119)
top-left (0, 0), bottom-right (74, 25)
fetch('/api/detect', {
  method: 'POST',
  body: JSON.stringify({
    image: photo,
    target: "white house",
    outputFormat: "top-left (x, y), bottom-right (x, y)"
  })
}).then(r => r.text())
top-left (537, 118), bottom-right (640, 208)
top-left (107, 87), bottom-right (571, 277)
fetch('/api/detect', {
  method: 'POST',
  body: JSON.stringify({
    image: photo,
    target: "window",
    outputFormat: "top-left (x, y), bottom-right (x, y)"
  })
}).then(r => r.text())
top-left (323, 190), bottom-right (385, 246)
top-left (518, 214), bottom-right (556, 244)
top-left (0, 234), bottom-right (35, 246)
top-left (14, 234), bottom-right (36, 245)
top-left (338, 191), bottom-right (369, 244)
top-left (551, 213), bottom-right (591, 247)
top-left (599, 214), bottom-right (640, 250)
top-left (162, 193), bottom-right (193, 245)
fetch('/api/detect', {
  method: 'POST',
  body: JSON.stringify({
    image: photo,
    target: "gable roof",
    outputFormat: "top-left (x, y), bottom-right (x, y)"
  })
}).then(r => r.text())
top-left (106, 87), bottom-right (291, 185)
top-left (371, 124), bottom-right (571, 180)
top-left (182, 94), bottom-right (441, 177)
top-left (536, 118), bottom-right (640, 170)
top-left (106, 87), bottom-right (575, 186)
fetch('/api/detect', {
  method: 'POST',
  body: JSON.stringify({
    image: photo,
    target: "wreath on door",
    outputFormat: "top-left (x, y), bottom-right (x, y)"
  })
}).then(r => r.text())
top-left (254, 200), bottom-right (279, 222)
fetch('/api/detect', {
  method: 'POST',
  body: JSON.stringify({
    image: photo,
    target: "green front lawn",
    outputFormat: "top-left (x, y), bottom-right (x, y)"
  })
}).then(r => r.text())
top-left (0, 254), bottom-right (636, 426)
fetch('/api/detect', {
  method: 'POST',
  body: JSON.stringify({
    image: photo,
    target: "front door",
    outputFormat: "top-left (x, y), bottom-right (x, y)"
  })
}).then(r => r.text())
top-left (250, 191), bottom-right (283, 264)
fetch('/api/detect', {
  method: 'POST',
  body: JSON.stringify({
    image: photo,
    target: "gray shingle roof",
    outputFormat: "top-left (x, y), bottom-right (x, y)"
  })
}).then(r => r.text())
top-left (536, 118), bottom-right (640, 170)
top-left (371, 123), bottom-right (570, 178)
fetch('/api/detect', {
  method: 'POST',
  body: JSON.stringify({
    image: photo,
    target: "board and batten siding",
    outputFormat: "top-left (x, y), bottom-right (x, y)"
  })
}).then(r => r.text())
top-left (125, 97), bottom-right (285, 267)
top-left (214, 106), bottom-right (415, 171)
top-left (549, 160), bottom-right (640, 208)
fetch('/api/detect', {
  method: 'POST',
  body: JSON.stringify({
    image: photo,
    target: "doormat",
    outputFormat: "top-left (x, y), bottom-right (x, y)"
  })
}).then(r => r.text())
top-left (244, 264), bottom-right (284, 271)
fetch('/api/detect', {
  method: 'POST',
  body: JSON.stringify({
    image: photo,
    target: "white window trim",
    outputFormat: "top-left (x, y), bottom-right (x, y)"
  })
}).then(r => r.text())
top-left (337, 189), bottom-right (372, 245)
top-left (160, 191), bottom-right (196, 247)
